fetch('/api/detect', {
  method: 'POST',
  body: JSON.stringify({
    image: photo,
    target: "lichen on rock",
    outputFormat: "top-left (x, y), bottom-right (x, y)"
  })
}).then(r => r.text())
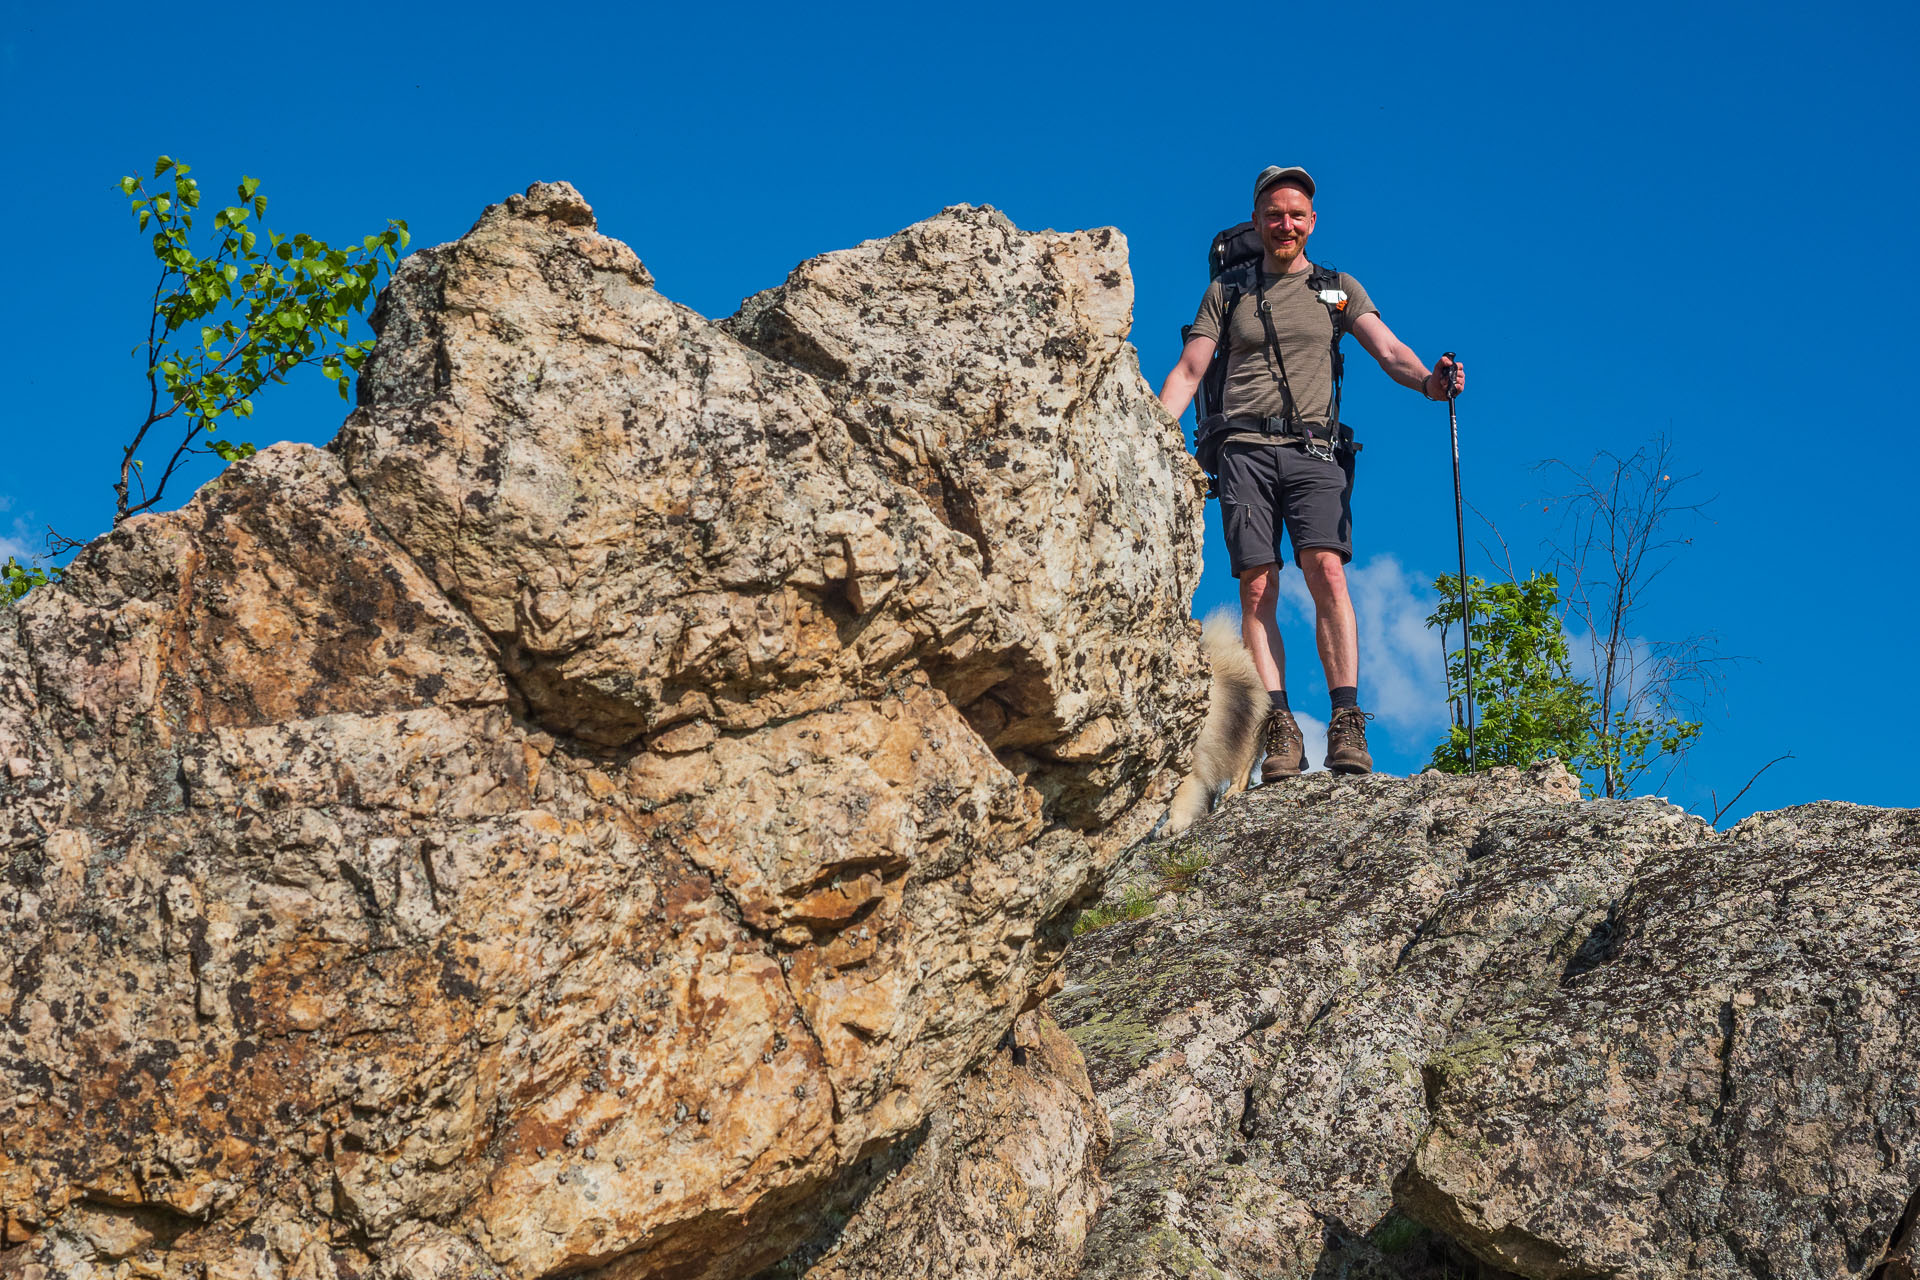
top-left (1058, 765), bottom-right (1920, 1280)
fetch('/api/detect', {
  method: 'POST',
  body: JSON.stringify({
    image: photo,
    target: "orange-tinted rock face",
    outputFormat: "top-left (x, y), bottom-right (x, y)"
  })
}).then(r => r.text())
top-left (761, 1009), bottom-right (1111, 1280)
top-left (0, 183), bottom-right (1205, 1279)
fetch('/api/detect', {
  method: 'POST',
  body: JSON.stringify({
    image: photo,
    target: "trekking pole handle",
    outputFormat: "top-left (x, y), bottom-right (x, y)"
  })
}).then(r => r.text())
top-left (1438, 351), bottom-right (1459, 401)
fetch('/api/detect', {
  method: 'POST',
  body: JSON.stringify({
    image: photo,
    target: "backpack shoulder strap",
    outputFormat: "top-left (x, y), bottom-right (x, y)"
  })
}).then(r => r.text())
top-left (1308, 261), bottom-right (1349, 430)
top-left (1216, 260), bottom-right (1257, 351)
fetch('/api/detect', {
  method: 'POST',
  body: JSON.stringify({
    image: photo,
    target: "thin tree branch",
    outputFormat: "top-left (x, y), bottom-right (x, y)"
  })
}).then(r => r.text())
top-left (1468, 499), bottom-right (1521, 585)
top-left (118, 264), bottom-right (176, 523)
top-left (1712, 754), bottom-right (1794, 827)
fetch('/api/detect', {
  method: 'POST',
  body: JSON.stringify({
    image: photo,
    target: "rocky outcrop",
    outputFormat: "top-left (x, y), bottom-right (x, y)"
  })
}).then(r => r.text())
top-left (1400, 801), bottom-right (1920, 1280)
top-left (758, 1009), bottom-right (1109, 1280)
top-left (0, 184), bottom-right (1202, 1279)
top-left (6, 177), bottom-right (1914, 1280)
top-left (1057, 767), bottom-right (1920, 1280)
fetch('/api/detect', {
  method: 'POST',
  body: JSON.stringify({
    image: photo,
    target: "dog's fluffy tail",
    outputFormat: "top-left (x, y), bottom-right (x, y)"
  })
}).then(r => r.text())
top-left (1164, 613), bottom-right (1271, 835)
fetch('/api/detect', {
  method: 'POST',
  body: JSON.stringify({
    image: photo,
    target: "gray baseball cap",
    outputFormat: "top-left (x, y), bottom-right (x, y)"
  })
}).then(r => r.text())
top-left (1253, 165), bottom-right (1316, 203)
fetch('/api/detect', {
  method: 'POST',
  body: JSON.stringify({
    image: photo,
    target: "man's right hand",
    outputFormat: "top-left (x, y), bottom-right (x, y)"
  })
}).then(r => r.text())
top-left (1159, 334), bottom-right (1217, 421)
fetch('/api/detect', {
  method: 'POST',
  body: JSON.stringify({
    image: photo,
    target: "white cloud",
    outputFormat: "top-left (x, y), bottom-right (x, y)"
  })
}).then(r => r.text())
top-left (1296, 711), bottom-right (1329, 774)
top-left (0, 503), bottom-right (40, 564)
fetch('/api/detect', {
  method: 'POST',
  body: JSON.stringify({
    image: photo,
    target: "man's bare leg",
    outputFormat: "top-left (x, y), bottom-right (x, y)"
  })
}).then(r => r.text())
top-left (1240, 562), bottom-right (1307, 778)
top-left (1298, 549), bottom-right (1357, 689)
top-left (1300, 548), bottom-right (1372, 772)
top-left (1237, 563), bottom-right (1286, 692)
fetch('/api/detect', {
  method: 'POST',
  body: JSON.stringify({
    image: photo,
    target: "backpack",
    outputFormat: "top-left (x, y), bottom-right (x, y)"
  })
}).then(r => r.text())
top-left (1182, 221), bottom-right (1353, 489)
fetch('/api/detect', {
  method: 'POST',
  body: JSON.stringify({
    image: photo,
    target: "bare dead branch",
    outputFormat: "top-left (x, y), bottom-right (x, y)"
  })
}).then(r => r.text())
top-left (1467, 500), bottom-right (1522, 585)
top-left (1534, 434), bottom-right (1731, 797)
top-left (43, 526), bottom-right (86, 558)
top-left (1712, 754), bottom-right (1794, 826)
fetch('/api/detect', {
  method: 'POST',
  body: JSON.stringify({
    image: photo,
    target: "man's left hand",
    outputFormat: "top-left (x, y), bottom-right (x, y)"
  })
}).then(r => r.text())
top-left (1425, 359), bottom-right (1466, 400)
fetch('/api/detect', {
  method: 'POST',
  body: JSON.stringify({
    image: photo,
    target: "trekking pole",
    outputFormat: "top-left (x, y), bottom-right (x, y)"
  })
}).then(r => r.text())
top-left (1440, 352), bottom-right (1475, 771)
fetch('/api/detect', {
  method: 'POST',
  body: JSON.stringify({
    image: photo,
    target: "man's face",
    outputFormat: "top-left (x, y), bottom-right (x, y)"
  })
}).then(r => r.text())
top-left (1255, 183), bottom-right (1316, 267)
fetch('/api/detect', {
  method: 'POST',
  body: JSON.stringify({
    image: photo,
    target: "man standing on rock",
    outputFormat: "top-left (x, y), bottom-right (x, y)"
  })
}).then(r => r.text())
top-left (1158, 166), bottom-right (1465, 777)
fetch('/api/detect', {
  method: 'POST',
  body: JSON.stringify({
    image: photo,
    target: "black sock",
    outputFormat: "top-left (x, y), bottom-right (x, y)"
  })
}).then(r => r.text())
top-left (1268, 690), bottom-right (1290, 712)
top-left (1330, 685), bottom-right (1359, 712)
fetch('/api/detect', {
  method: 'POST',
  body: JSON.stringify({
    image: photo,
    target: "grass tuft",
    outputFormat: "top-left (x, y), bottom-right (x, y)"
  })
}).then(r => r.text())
top-left (1073, 884), bottom-right (1156, 935)
top-left (1152, 844), bottom-right (1212, 892)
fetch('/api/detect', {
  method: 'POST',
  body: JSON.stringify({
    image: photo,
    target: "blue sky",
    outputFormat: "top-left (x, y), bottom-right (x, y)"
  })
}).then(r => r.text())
top-left (2, 0), bottom-right (1914, 821)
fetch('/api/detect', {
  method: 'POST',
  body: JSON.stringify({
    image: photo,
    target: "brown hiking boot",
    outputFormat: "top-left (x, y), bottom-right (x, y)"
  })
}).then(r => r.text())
top-left (1259, 707), bottom-right (1308, 781)
top-left (1325, 707), bottom-right (1375, 775)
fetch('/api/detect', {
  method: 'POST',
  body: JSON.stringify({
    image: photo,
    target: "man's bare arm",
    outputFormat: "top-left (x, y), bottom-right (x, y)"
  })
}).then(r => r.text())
top-left (1350, 312), bottom-right (1466, 399)
top-left (1159, 334), bottom-right (1217, 421)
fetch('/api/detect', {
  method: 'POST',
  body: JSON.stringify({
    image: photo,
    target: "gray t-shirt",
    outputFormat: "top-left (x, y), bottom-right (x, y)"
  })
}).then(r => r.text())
top-left (1188, 263), bottom-right (1377, 442)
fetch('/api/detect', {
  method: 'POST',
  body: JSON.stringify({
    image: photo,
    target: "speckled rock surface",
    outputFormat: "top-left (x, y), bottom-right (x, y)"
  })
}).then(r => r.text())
top-left (1057, 767), bottom-right (1920, 1280)
top-left (757, 1009), bottom-right (1109, 1280)
top-left (723, 202), bottom-right (1206, 836)
top-left (0, 184), bottom-right (1201, 1279)
top-left (1399, 802), bottom-right (1920, 1280)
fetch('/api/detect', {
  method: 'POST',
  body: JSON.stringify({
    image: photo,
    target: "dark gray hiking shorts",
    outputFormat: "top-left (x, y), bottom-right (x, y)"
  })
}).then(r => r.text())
top-left (1218, 440), bottom-right (1354, 577)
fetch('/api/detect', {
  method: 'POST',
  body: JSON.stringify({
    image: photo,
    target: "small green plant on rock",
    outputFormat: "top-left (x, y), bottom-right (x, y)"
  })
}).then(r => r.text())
top-left (1152, 844), bottom-right (1212, 893)
top-left (1073, 884), bottom-right (1156, 935)
top-left (1368, 1210), bottom-right (1427, 1257)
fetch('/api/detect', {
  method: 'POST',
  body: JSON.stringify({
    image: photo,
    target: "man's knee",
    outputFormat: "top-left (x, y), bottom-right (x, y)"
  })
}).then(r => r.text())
top-left (1238, 562), bottom-right (1281, 614)
top-left (1299, 549), bottom-right (1348, 602)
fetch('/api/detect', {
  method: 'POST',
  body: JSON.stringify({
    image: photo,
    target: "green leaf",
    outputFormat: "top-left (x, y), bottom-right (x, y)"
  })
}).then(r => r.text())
top-left (119, 176), bottom-right (139, 195)
top-left (154, 155), bottom-right (174, 177)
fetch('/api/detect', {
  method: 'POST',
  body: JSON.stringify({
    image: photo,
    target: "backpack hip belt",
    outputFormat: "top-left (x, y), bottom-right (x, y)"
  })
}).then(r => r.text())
top-left (1220, 414), bottom-right (1355, 445)
top-left (1218, 414), bottom-right (1363, 463)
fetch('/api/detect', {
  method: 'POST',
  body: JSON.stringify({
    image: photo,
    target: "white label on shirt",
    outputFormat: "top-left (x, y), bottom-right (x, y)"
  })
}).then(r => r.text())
top-left (1317, 289), bottom-right (1348, 305)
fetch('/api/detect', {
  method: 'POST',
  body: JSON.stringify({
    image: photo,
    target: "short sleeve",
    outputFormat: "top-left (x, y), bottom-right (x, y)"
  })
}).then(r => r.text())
top-left (1187, 280), bottom-right (1226, 345)
top-left (1337, 272), bottom-right (1378, 331)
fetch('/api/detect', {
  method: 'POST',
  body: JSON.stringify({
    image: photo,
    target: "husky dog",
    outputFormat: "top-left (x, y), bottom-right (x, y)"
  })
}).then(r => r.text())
top-left (1163, 613), bottom-right (1273, 836)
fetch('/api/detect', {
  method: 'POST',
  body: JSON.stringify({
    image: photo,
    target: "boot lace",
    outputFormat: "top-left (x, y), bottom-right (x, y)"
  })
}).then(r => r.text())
top-left (1265, 710), bottom-right (1302, 751)
top-left (1328, 707), bottom-right (1373, 744)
